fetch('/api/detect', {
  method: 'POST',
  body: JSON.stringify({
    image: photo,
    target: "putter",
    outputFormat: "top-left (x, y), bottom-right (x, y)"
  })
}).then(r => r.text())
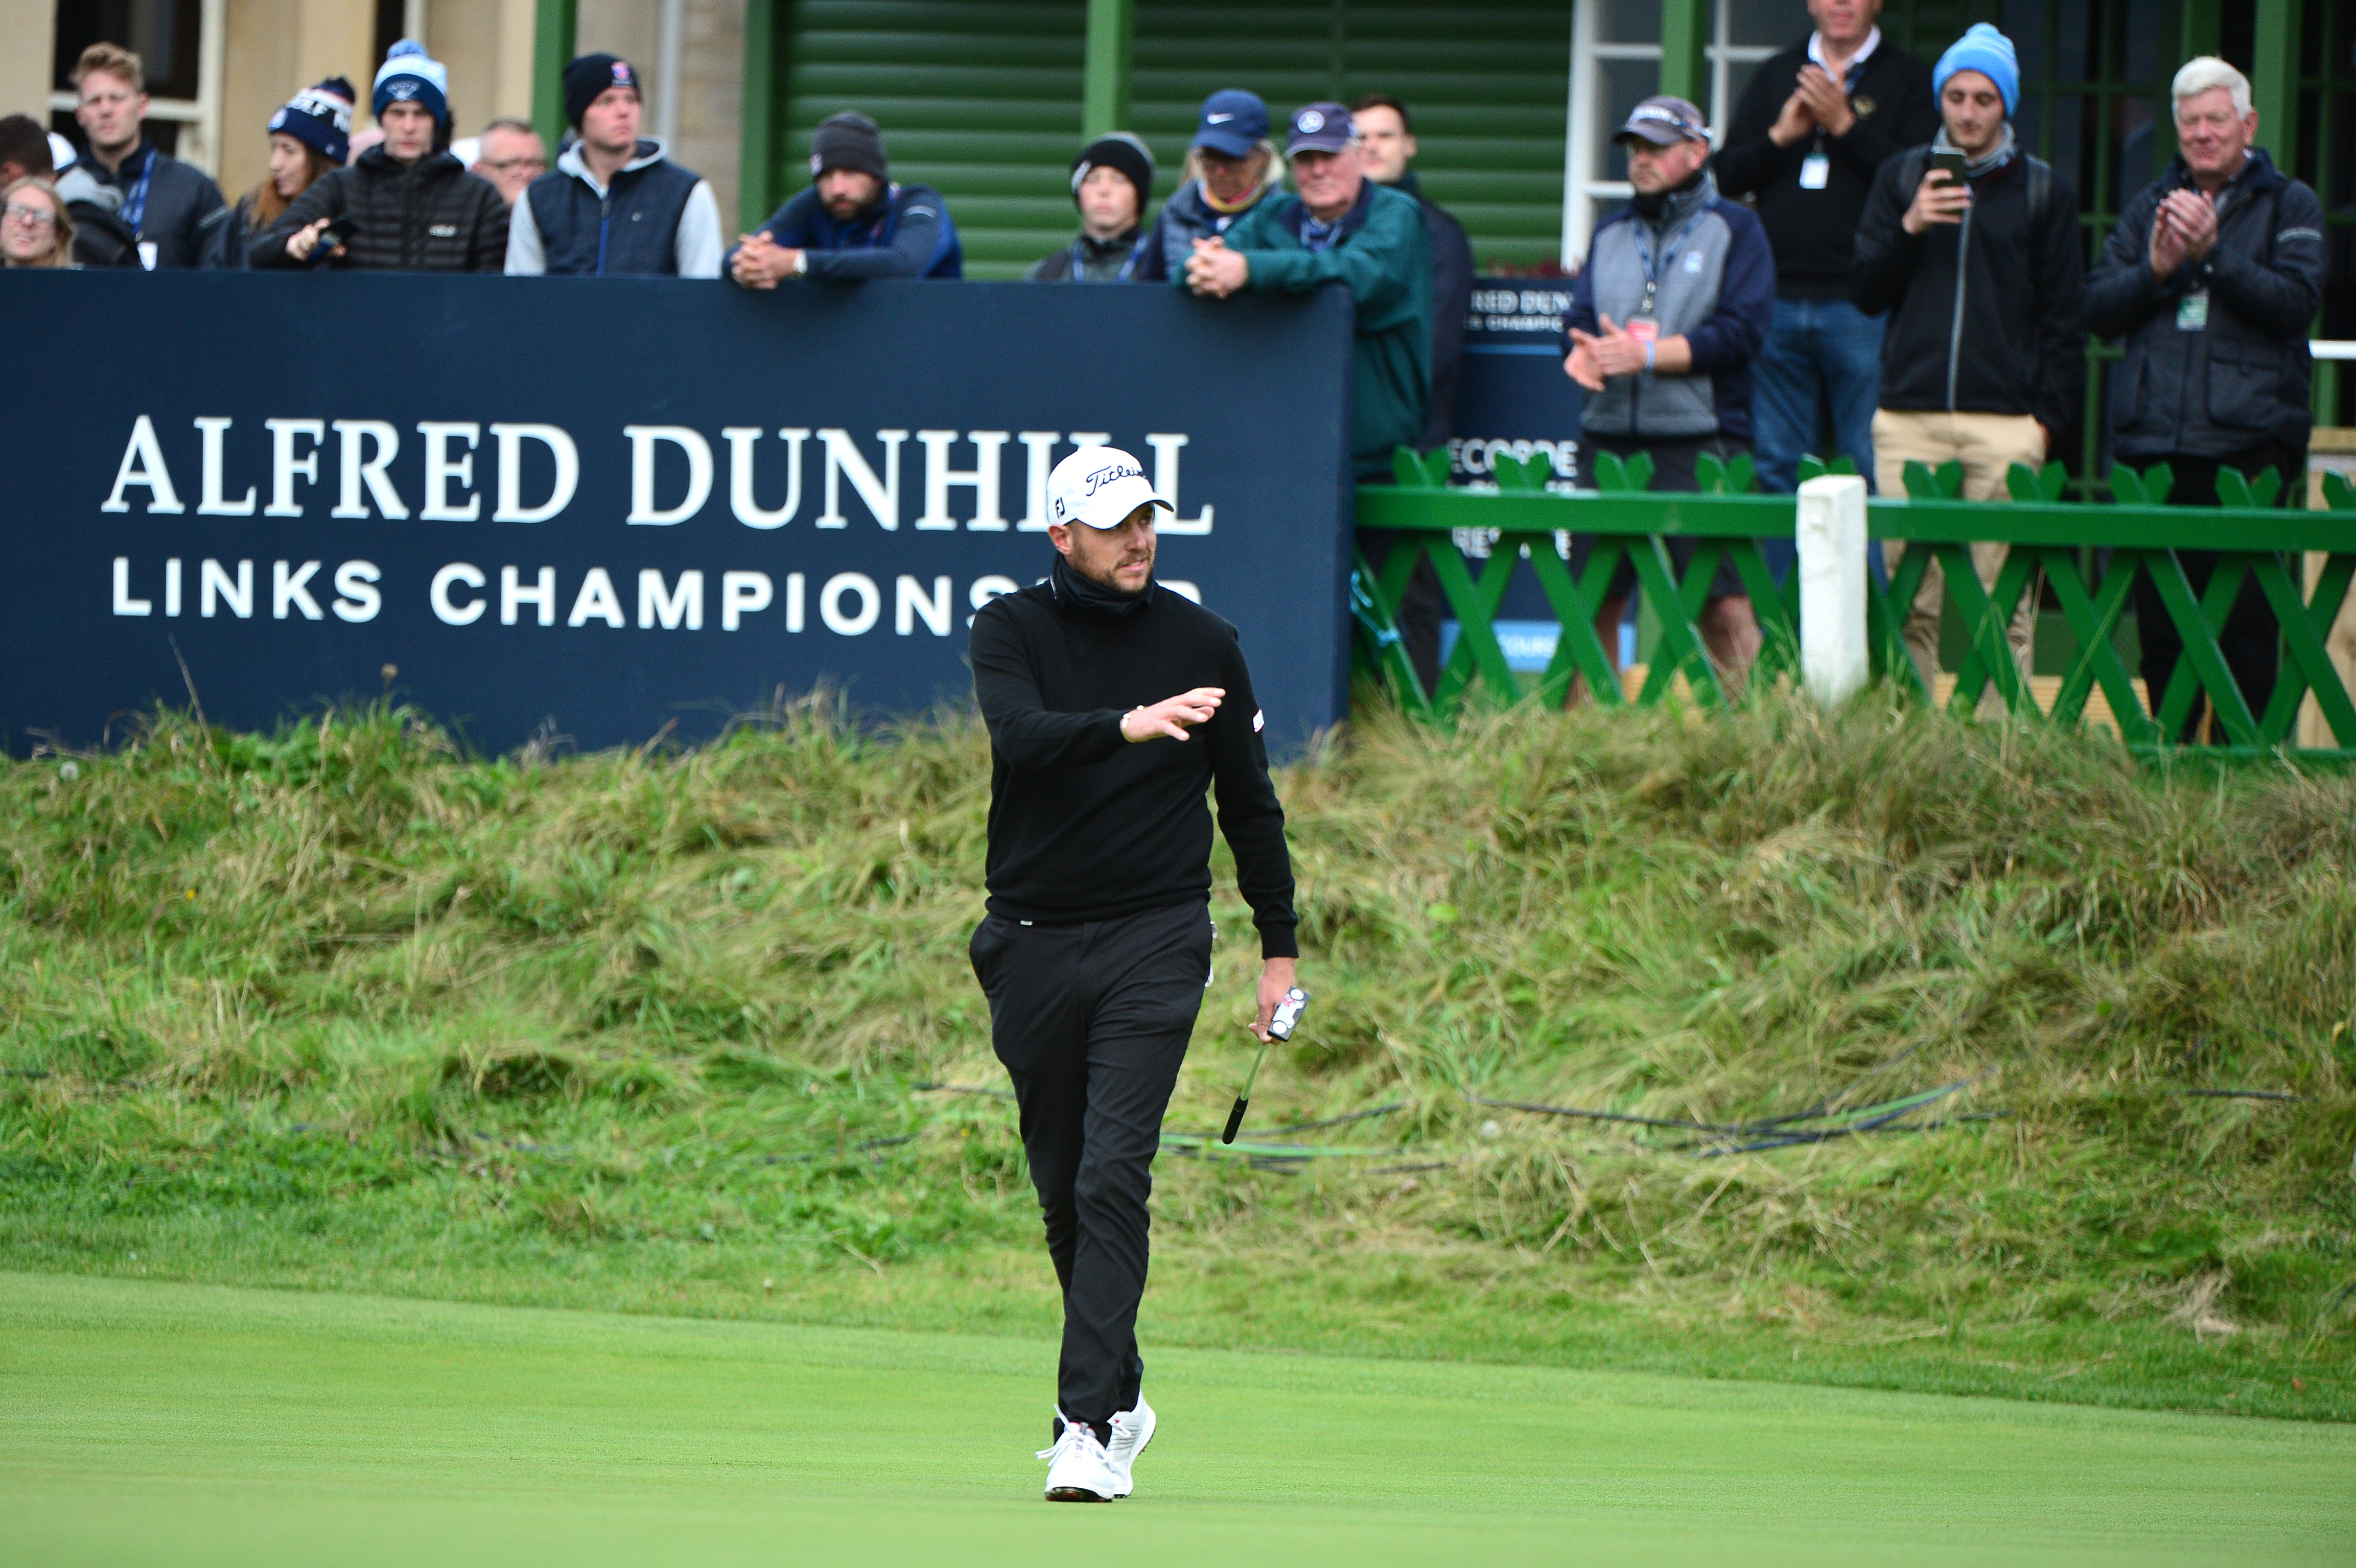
top-left (1222, 988), bottom-right (1308, 1144)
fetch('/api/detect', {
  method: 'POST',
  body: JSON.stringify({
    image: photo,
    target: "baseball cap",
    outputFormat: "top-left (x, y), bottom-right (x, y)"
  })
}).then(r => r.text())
top-left (1047, 447), bottom-right (1174, 531)
top-left (1613, 95), bottom-right (1708, 146)
top-left (1192, 89), bottom-right (1268, 158)
top-left (1285, 101), bottom-right (1356, 156)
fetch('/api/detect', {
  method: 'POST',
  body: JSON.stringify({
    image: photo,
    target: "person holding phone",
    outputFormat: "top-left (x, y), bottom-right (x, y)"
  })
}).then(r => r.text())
top-left (1849, 23), bottom-right (2083, 692)
top-left (251, 40), bottom-right (507, 273)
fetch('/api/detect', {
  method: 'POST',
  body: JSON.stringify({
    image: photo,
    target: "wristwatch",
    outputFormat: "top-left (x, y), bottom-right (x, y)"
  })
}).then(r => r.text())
top-left (792, 250), bottom-right (808, 277)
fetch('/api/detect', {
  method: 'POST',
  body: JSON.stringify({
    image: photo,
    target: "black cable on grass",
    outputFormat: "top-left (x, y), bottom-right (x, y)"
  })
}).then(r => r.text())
top-left (913, 1081), bottom-right (1015, 1101)
top-left (1471, 1095), bottom-right (1748, 1135)
top-left (1478, 1075), bottom-right (1994, 1155)
top-left (2174, 1088), bottom-right (2303, 1102)
top-left (1253, 1103), bottom-right (1406, 1139)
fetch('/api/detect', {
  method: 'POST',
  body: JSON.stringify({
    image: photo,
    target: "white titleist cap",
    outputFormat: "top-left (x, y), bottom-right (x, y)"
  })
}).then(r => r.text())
top-left (1046, 446), bottom-right (1174, 530)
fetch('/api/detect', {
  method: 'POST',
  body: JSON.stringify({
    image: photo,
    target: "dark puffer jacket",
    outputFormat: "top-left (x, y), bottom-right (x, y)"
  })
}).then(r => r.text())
top-left (249, 147), bottom-right (508, 272)
top-left (2082, 148), bottom-right (2327, 459)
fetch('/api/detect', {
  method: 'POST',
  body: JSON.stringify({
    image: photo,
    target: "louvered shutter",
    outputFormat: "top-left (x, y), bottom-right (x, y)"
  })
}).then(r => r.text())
top-left (775, 1), bottom-right (1089, 279)
top-left (1133, 1), bottom-right (1571, 270)
top-left (770, 1), bottom-right (1571, 277)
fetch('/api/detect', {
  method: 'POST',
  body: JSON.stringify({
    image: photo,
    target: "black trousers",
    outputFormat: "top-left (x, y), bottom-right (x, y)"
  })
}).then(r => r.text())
top-left (968, 900), bottom-right (1212, 1429)
top-left (2129, 441), bottom-right (2301, 743)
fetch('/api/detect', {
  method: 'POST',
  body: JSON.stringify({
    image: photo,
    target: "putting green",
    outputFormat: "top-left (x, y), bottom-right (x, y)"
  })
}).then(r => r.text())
top-left (1, 1272), bottom-right (2347, 1567)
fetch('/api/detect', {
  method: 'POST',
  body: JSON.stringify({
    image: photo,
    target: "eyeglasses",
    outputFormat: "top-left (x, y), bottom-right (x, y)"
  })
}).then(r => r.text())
top-left (480, 157), bottom-right (547, 175)
top-left (3, 203), bottom-right (58, 226)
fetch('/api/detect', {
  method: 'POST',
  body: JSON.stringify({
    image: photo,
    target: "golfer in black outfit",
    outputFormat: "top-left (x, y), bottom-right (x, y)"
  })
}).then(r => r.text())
top-left (969, 445), bottom-right (1299, 1503)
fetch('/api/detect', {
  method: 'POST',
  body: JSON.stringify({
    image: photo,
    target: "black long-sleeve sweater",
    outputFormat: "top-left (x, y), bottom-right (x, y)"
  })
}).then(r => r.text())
top-left (1713, 38), bottom-right (1938, 300)
top-left (969, 578), bottom-right (1298, 958)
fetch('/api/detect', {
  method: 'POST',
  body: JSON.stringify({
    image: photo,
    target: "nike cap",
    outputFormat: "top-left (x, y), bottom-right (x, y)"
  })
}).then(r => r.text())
top-left (1047, 446), bottom-right (1175, 531)
top-left (1191, 88), bottom-right (1268, 158)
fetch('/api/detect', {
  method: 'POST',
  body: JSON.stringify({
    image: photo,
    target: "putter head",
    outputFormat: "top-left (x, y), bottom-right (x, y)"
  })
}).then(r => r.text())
top-left (1267, 988), bottom-right (1309, 1042)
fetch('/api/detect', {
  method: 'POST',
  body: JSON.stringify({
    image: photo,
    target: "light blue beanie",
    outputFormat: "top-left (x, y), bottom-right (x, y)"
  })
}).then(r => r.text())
top-left (1934, 24), bottom-right (2019, 117)
top-left (372, 38), bottom-right (450, 129)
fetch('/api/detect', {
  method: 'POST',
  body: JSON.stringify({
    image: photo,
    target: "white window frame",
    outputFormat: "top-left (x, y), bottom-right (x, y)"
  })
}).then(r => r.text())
top-left (1560, 0), bottom-right (1784, 270)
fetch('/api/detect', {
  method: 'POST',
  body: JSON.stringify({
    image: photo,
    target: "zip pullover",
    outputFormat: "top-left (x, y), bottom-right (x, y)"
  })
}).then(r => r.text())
top-left (1849, 136), bottom-right (2084, 431)
top-left (969, 575), bottom-right (1297, 959)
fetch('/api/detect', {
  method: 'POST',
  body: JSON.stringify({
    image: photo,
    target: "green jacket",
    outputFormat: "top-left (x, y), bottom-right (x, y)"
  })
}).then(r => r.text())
top-left (1224, 180), bottom-right (1433, 477)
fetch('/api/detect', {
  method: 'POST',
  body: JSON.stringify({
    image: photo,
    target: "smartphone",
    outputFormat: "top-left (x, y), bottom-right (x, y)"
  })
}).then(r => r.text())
top-left (321, 214), bottom-right (361, 251)
top-left (1929, 150), bottom-right (1967, 185)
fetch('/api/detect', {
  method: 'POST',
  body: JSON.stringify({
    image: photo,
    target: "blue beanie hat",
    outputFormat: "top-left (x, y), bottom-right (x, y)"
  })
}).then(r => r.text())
top-left (268, 77), bottom-right (355, 166)
top-left (372, 39), bottom-right (450, 129)
top-left (1934, 24), bottom-right (2019, 118)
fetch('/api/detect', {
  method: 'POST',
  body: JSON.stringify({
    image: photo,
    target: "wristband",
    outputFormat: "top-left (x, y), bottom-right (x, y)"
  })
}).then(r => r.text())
top-left (792, 250), bottom-right (808, 277)
top-left (1643, 339), bottom-right (1655, 373)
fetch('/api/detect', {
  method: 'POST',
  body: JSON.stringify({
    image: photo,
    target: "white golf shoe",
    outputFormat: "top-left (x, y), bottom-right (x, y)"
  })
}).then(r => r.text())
top-left (1037, 1418), bottom-right (1121, 1502)
top-left (1105, 1397), bottom-right (1155, 1498)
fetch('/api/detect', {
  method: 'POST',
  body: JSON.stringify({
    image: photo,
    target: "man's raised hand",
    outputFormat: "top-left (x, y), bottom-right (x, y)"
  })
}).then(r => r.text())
top-left (1122, 687), bottom-right (1225, 742)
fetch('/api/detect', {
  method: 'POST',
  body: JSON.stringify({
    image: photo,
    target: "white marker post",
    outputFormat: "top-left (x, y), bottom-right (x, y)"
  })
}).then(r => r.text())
top-left (1797, 474), bottom-right (1869, 707)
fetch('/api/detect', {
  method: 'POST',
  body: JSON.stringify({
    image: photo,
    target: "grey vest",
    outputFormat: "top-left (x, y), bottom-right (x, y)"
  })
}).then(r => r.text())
top-left (1580, 180), bottom-right (1738, 439)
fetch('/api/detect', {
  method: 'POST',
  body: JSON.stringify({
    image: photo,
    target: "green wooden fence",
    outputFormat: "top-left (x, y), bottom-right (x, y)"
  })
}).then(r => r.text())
top-left (1352, 448), bottom-right (2356, 759)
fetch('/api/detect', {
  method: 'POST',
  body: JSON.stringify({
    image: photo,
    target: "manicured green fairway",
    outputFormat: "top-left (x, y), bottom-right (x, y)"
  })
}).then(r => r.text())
top-left (2, 1272), bottom-right (2347, 1568)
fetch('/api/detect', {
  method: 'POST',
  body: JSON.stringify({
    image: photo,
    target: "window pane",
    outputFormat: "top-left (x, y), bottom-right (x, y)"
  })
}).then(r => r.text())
top-left (1595, 0), bottom-right (1664, 45)
top-left (1599, 56), bottom-right (1661, 180)
top-left (1721, 57), bottom-right (1768, 125)
top-left (1725, 0), bottom-right (1810, 49)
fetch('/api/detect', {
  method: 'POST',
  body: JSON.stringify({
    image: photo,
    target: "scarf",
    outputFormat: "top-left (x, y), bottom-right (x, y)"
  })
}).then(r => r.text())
top-left (1049, 551), bottom-right (1152, 619)
top-left (1935, 122), bottom-right (2017, 181)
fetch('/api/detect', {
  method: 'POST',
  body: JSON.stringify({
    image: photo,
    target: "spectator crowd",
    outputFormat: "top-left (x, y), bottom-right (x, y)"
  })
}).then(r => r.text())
top-left (0, 1), bottom-right (2330, 730)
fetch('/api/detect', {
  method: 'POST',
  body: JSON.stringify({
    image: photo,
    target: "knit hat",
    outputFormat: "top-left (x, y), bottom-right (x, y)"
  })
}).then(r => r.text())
top-left (1070, 132), bottom-right (1154, 217)
top-left (809, 111), bottom-right (887, 181)
top-left (1934, 23), bottom-right (2020, 117)
top-left (372, 39), bottom-right (450, 129)
top-left (563, 54), bottom-right (641, 130)
top-left (268, 77), bottom-right (355, 167)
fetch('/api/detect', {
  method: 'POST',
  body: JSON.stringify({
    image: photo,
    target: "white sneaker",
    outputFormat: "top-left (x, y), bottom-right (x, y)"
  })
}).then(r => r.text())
top-left (1105, 1397), bottom-right (1155, 1498)
top-left (1037, 1418), bottom-right (1120, 1502)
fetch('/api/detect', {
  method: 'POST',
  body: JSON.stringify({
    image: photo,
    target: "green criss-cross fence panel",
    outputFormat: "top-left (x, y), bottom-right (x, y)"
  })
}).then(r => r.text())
top-left (1352, 452), bottom-right (2356, 757)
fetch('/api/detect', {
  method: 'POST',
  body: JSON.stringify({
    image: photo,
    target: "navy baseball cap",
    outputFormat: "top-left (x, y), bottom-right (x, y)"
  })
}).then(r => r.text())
top-left (1191, 89), bottom-right (1268, 158)
top-left (1286, 102), bottom-right (1356, 156)
top-left (1613, 95), bottom-right (1708, 146)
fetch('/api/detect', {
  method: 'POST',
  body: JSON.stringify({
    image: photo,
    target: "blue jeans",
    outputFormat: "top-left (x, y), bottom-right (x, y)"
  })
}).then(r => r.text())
top-left (1751, 296), bottom-right (1887, 586)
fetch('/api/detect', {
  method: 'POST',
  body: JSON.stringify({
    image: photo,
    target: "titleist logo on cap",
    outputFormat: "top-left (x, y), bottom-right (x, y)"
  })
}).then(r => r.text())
top-left (1083, 462), bottom-right (1145, 496)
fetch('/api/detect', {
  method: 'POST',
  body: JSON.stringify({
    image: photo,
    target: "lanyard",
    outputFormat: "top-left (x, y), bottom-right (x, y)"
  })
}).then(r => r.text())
top-left (118, 147), bottom-right (155, 233)
top-left (1630, 204), bottom-right (1704, 318)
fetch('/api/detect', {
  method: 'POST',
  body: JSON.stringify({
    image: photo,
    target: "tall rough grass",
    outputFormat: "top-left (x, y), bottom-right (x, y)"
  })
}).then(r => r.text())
top-left (1, 692), bottom-right (2350, 1371)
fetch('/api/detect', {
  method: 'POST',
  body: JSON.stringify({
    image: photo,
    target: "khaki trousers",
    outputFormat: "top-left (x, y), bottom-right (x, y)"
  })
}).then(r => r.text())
top-left (1873, 409), bottom-right (2043, 692)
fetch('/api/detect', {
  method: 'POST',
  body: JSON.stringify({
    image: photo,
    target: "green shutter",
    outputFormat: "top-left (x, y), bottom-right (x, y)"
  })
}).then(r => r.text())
top-left (774, 1), bottom-right (1088, 279)
top-left (769, 1), bottom-right (1570, 278)
top-left (1132, 2), bottom-right (1570, 270)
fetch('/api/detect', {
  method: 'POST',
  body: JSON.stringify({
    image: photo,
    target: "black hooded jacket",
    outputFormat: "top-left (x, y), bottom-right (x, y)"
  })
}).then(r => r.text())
top-left (250, 147), bottom-right (508, 272)
top-left (1850, 143), bottom-right (2085, 432)
top-left (2082, 148), bottom-right (2326, 459)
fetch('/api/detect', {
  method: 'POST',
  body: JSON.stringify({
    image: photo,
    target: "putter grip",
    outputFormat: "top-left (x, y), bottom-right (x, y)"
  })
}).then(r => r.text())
top-left (1221, 1097), bottom-right (1248, 1145)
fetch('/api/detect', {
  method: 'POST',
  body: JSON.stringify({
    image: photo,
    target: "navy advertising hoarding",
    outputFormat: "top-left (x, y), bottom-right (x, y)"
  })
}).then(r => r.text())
top-left (1443, 278), bottom-right (1593, 669)
top-left (0, 273), bottom-right (1355, 757)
